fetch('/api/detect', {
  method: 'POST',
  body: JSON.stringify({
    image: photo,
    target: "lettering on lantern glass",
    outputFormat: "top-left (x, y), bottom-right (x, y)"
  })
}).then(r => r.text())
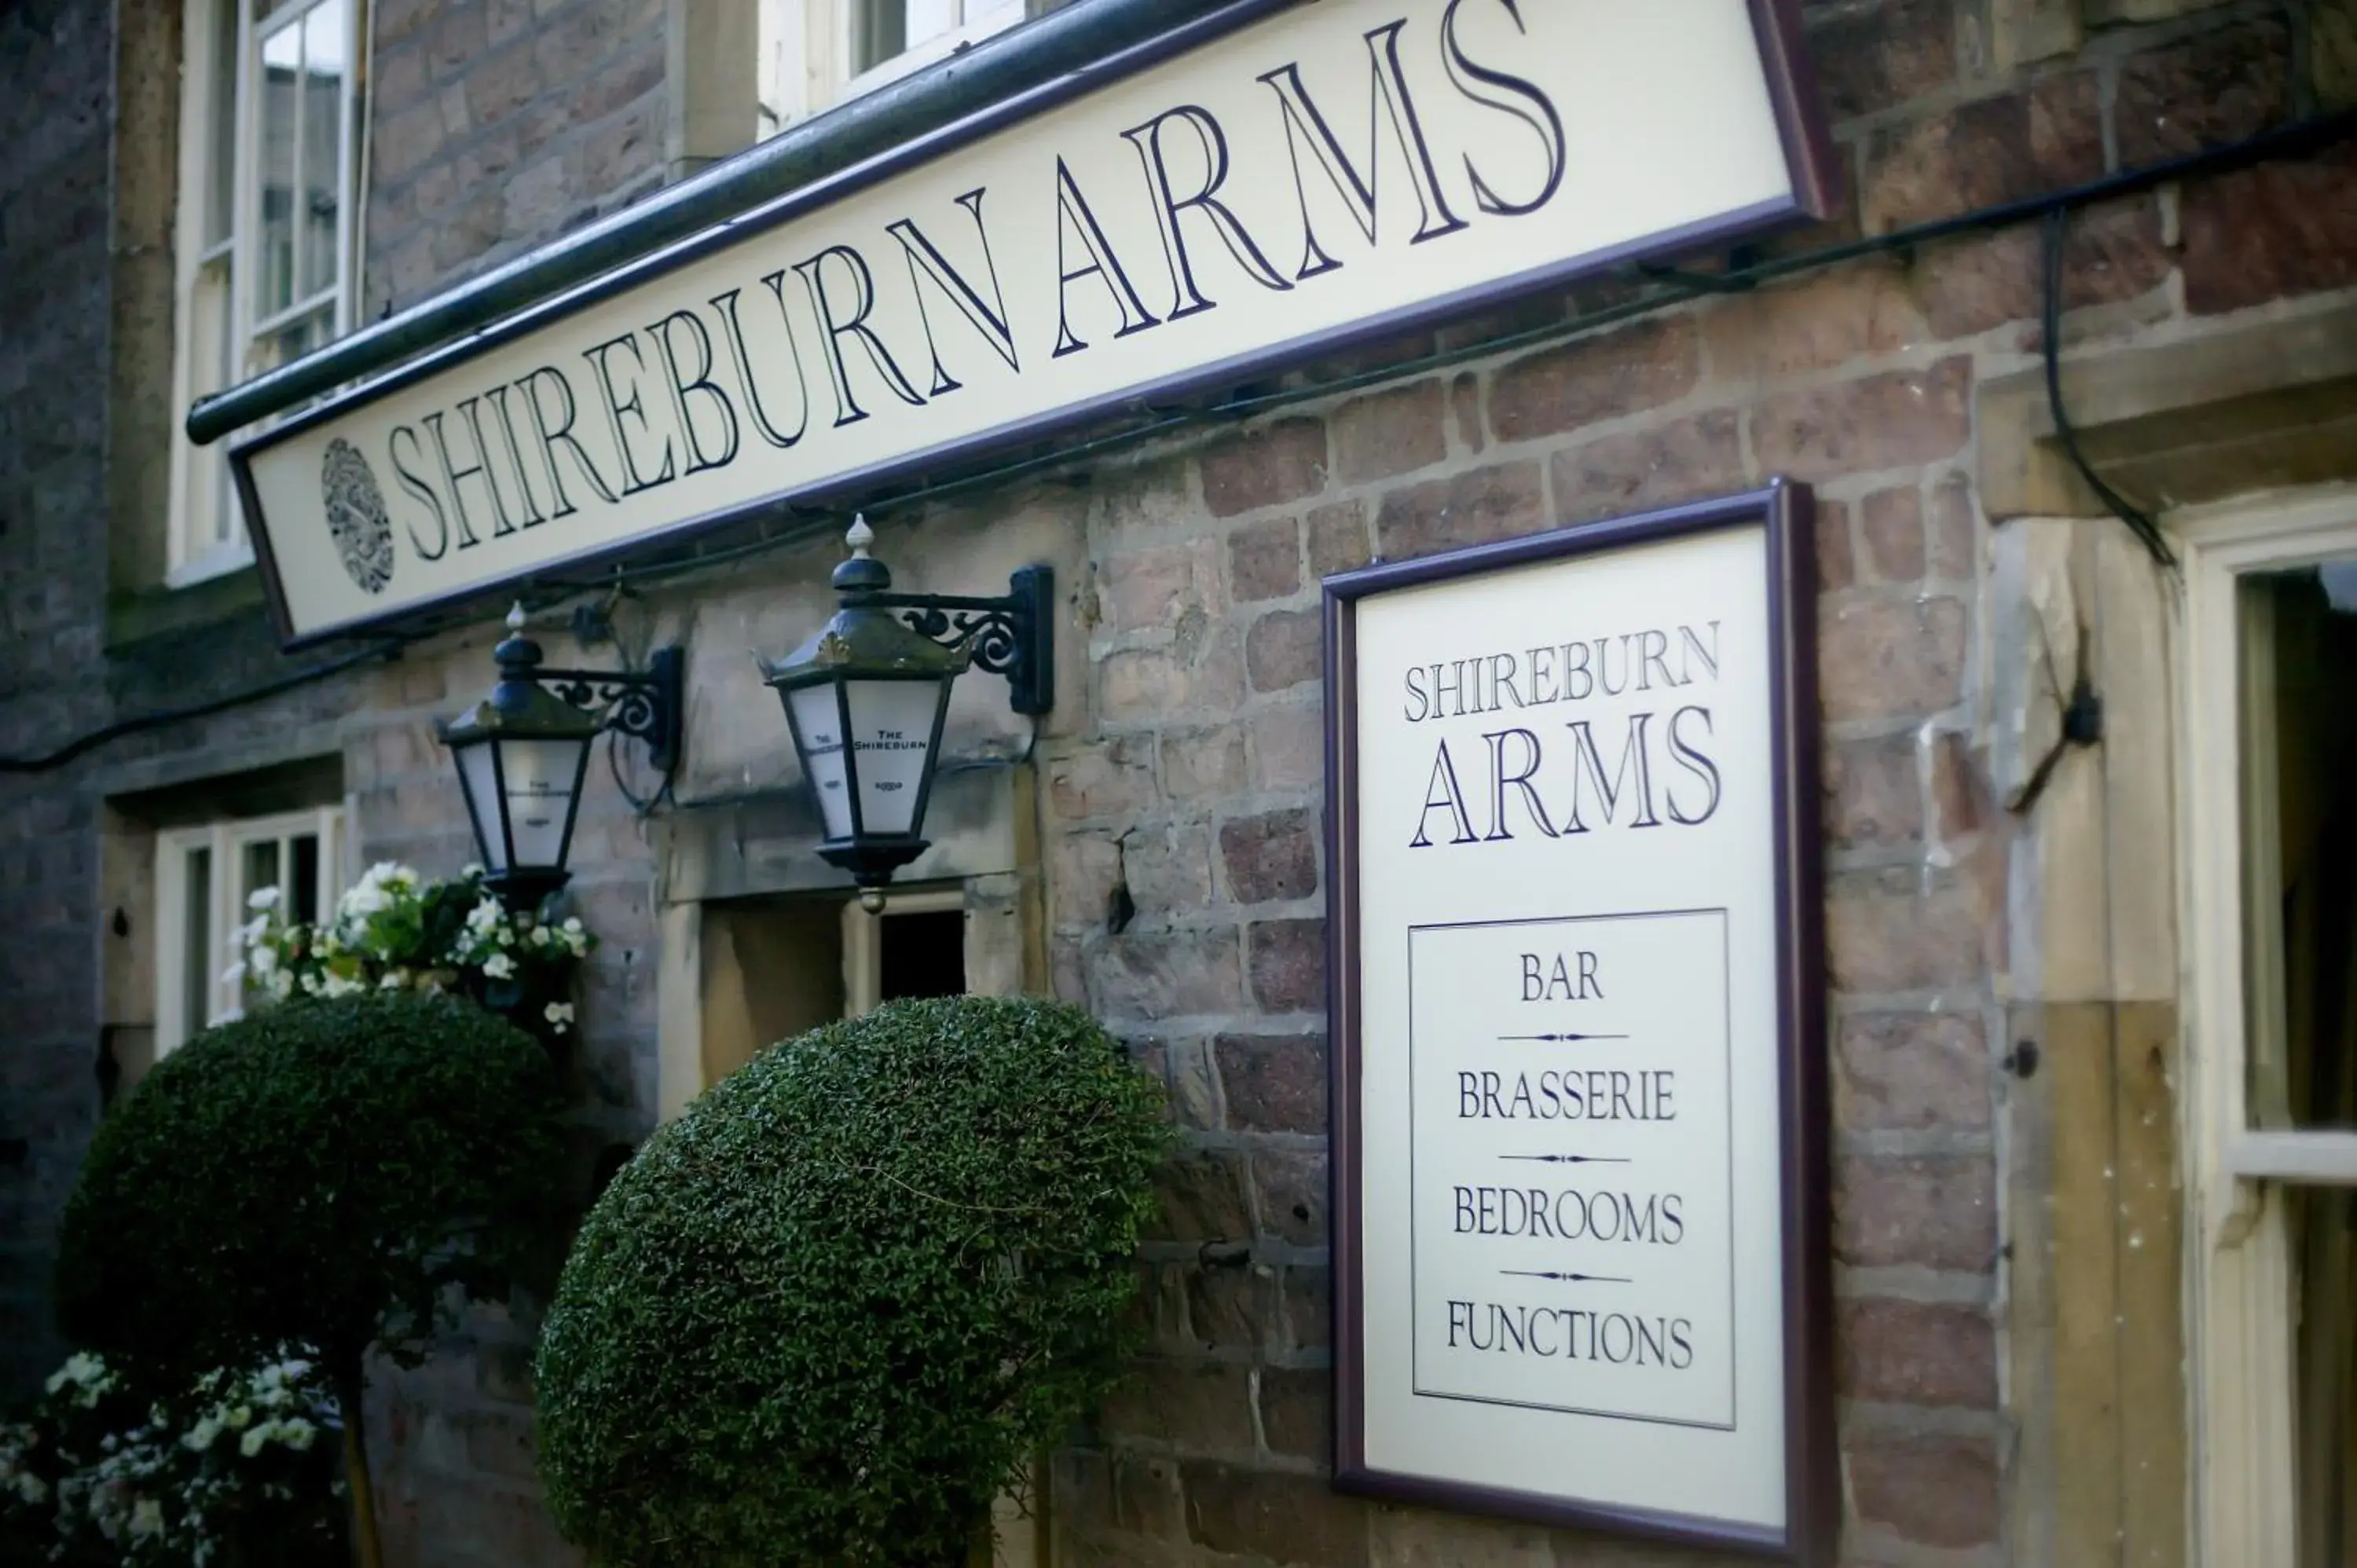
top-left (234, 0), bottom-right (1813, 644)
top-left (1337, 515), bottom-right (1809, 1541)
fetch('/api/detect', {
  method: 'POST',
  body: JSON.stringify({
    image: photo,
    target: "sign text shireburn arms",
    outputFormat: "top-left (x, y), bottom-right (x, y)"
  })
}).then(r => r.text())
top-left (240, 0), bottom-right (1801, 642)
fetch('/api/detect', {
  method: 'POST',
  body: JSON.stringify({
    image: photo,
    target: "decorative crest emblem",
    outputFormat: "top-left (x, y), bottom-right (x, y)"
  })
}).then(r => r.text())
top-left (321, 438), bottom-right (395, 595)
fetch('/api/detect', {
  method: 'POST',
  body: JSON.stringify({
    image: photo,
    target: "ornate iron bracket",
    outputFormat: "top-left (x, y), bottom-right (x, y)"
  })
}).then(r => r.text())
top-left (871, 566), bottom-right (1055, 716)
top-left (539, 646), bottom-right (687, 774)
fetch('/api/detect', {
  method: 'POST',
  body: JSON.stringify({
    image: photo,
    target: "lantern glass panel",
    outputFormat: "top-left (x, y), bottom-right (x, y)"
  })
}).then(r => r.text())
top-left (499, 737), bottom-right (589, 868)
top-left (845, 677), bottom-right (947, 836)
top-left (788, 683), bottom-right (854, 839)
top-left (455, 744), bottom-right (508, 870)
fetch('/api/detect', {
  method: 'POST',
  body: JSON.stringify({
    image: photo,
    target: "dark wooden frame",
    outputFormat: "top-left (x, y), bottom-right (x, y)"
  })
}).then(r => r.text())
top-left (1320, 482), bottom-right (1831, 1562)
top-left (233, 0), bottom-right (1837, 649)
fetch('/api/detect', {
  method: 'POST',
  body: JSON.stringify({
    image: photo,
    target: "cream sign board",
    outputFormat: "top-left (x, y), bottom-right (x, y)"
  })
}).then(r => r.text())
top-left (237, 0), bottom-right (1833, 645)
top-left (1322, 487), bottom-right (1832, 1557)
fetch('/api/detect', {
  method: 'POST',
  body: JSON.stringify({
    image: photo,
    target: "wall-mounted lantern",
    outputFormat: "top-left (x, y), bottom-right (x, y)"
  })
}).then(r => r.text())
top-left (761, 518), bottom-right (1053, 910)
top-left (438, 605), bottom-right (684, 912)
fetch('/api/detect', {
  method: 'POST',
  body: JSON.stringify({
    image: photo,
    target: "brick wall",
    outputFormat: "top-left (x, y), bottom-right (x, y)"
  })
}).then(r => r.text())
top-left (365, 0), bottom-right (669, 319)
top-left (0, 0), bottom-right (119, 1398)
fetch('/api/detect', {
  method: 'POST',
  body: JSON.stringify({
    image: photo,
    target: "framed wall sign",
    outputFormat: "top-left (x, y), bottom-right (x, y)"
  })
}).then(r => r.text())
top-left (1321, 484), bottom-right (1831, 1559)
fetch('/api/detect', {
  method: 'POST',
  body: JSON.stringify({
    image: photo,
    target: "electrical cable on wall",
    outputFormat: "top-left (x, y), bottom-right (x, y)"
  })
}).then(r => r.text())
top-left (4, 108), bottom-right (2351, 776)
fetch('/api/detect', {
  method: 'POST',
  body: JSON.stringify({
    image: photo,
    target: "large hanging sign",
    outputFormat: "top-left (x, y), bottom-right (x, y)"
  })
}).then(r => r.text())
top-left (1322, 485), bottom-right (1831, 1558)
top-left (237, 0), bottom-right (1832, 645)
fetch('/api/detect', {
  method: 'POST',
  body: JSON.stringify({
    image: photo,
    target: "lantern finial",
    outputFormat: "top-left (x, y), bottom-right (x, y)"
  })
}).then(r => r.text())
top-left (507, 601), bottom-right (528, 633)
top-left (846, 515), bottom-right (874, 559)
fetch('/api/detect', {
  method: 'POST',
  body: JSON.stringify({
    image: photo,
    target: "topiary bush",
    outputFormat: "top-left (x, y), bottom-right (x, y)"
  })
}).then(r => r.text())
top-left (534, 995), bottom-right (1169, 1568)
top-left (54, 993), bottom-right (565, 1568)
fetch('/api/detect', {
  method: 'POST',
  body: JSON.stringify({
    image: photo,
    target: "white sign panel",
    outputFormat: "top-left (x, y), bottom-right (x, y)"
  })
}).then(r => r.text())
top-left (1325, 487), bottom-right (1830, 1558)
top-left (236, 0), bottom-right (1832, 644)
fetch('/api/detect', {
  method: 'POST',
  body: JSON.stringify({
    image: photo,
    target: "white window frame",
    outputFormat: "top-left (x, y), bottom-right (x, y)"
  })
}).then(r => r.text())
top-left (154, 806), bottom-right (346, 1056)
top-left (2176, 482), bottom-right (2357, 1568)
top-left (166, 0), bottom-right (363, 588)
top-left (760, 0), bottom-right (1026, 138)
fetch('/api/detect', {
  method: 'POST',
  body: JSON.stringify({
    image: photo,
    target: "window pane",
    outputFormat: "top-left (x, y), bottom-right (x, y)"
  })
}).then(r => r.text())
top-left (182, 846), bottom-right (213, 1039)
top-left (2293, 1185), bottom-right (2357, 1565)
top-left (2242, 559), bottom-right (2357, 1133)
top-left (291, 833), bottom-right (321, 925)
top-left (299, 3), bottom-right (344, 300)
top-left (852, 0), bottom-right (907, 75)
top-left (241, 837), bottom-right (280, 915)
top-left (262, 306), bottom-right (331, 373)
top-left (256, 18), bottom-right (301, 320)
top-left (207, 0), bottom-right (238, 246)
top-left (906, 0), bottom-right (959, 50)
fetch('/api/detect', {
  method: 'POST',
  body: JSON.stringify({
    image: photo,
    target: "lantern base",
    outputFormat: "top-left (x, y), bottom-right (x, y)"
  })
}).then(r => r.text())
top-left (485, 867), bottom-right (572, 915)
top-left (817, 837), bottom-right (930, 901)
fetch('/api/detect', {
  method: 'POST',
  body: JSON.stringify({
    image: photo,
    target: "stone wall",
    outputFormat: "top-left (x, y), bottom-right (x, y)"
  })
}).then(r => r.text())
top-left (0, 0), bottom-right (120, 1397)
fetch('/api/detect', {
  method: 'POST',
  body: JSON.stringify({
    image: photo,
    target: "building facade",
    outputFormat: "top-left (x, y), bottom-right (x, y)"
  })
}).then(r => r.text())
top-left (3, 0), bottom-right (2356, 1563)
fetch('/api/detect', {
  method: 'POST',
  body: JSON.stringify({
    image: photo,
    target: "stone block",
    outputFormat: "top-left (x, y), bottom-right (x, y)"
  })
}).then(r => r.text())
top-left (1149, 1148), bottom-right (1255, 1243)
top-left (1488, 317), bottom-right (1700, 444)
top-left (1227, 516), bottom-right (1302, 604)
top-left (1100, 1361), bottom-right (1256, 1453)
top-left (2113, 18), bottom-right (2290, 168)
top-left (1101, 637), bottom-right (1245, 726)
top-left (1818, 594), bottom-right (1969, 722)
top-left (1752, 358), bottom-right (1974, 483)
top-left (1215, 1032), bottom-right (1327, 1134)
top-left (1249, 702), bottom-right (1326, 793)
top-left (1257, 1366), bottom-right (1331, 1459)
top-left (1186, 1262), bottom-right (1274, 1354)
top-left (1247, 918), bottom-right (1326, 1013)
top-left (1807, 0), bottom-right (1958, 122)
top-left (1330, 379), bottom-right (1449, 485)
top-left (1094, 926), bottom-right (1244, 1022)
top-left (1930, 732), bottom-right (1989, 843)
top-left (1102, 540), bottom-right (1222, 636)
top-left (1200, 419), bottom-right (1330, 517)
top-left (2181, 144), bottom-right (2357, 315)
top-left (1839, 1296), bottom-right (1998, 1407)
top-left (1047, 738), bottom-right (1157, 822)
top-left (1705, 261), bottom-right (1928, 382)
top-left (1927, 474), bottom-right (1977, 581)
top-left (1824, 733), bottom-right (1922, 852)
top-left (1860, 485), bottom-right (1926, 582)
top-left (1827, 866), bottom-right (1986, 992)
top-left (1183, 1464), bottom-right (1369, 1566)
top-left (1836, 1012), bottom-right (1991, 1131)
top-left (1124, 823), bottom-right (1217, 915)
top-left (1161, 724), bottom-right (1249, 803)
top-left (1550, 411), bottom-right (1747, 527)
top-left (1835, 1152), bottom-right (1996, 1270)
top-left (1247, 608), bottom-right (1325, 694)
top-left (1305, 500), bottom-right (1370, 579)
top-left (1374, 462), bottom-right (1545, 562)
top-left (1847, 1434), bottom-right (2002, 1548)
top-left (1815, 496), bottom-right (1857, 592)
top-left (1861, 75), bottom-right (2102, 233)
top-left (1252, 1149), bottom-right (1328, 1245)
top-left (1219, 808), bottom-right (1318, 905)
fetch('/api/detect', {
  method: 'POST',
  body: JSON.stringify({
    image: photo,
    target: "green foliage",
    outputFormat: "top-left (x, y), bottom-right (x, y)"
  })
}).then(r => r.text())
top-left (534, 996), bottom-right (1169, 1568)
top-left (54, 994), bottom-right (565, 1392)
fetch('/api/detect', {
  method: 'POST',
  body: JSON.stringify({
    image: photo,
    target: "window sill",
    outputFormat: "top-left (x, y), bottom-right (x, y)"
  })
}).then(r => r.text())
top-left (106, 565), bottom-right (269, 654)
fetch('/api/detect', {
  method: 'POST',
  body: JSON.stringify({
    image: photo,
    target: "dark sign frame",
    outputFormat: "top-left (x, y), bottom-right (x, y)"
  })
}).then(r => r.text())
top-left (1320, 482), bottom-right (1831, 1561)
top-left (229, 0), bottom-right (1836, 649)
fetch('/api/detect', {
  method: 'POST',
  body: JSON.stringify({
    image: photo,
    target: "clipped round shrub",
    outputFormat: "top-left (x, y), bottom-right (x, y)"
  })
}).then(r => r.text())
top-left (56, 993), bottom-right (564, 1396)
top-left (535, 995), bottom-right (1169, 1568)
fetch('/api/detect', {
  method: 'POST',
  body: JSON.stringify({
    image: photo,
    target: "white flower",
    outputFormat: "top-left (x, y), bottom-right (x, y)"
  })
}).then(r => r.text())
top-left (219, 962), bottom-right (247, 986)
top-left (130, 1498), bottom-right (164, 1538)
top-left (562, 917), bottom-right (584, 936)
top-left (184, 1418), bottom-right (222, 1453)
top-left (246, 887), bottom-right (282, 912)
top-left (461, 863), bottom-right (486, 880)
top-left (238, 1427), bottom-right (267, 1459)
top-left (321, 975), bottom-right (364, 999)
top-left (544, 1002), bottom-right (575, 1033)
top-left (481, 953), bottom-right (515, 981)
top-left (225, 1405), bottom-right (251, 1431)
top-left (278, 1416), bottom-right (317, 1452)
top-left (16, 1472), bottom-right (46, 1505)
top-left (250, 946), bottom-right (278, 977)
top-left (216, 1007), bottom-right (244, 1025)
top-left (379, 971), bottom-right (408, 991)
